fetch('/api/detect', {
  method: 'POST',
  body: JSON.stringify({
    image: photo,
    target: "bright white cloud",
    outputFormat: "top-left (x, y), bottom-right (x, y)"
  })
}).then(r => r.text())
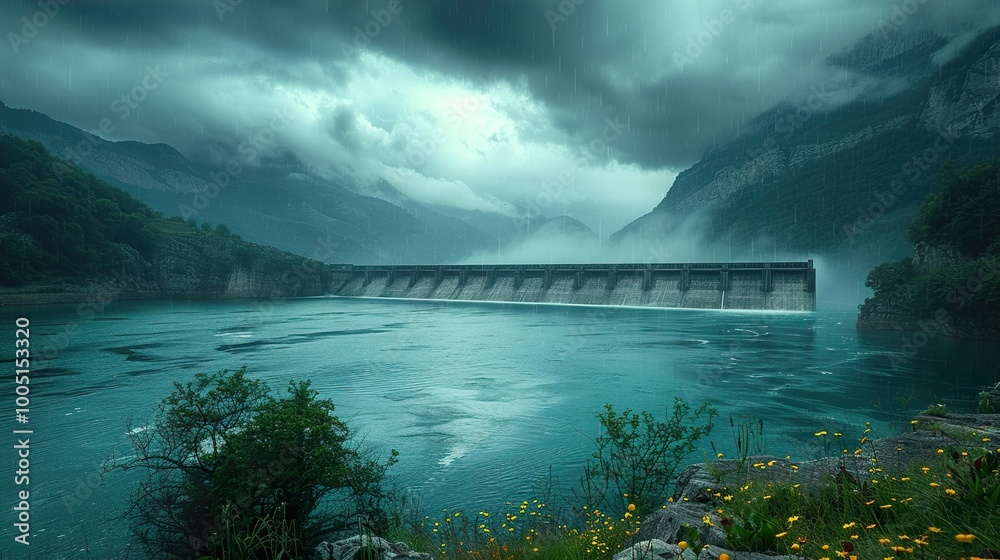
top-left (192, 50), bottom-right (675, 230)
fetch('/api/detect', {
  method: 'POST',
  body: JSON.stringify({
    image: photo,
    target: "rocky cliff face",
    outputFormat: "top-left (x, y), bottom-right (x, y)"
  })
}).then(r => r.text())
top-left (0, 233), bottom-right (332, 305)
top-left (612, 28), bottom-right (1000, 265)
top-left (854, 301), bottom-right (996, 340)
top-left (920, 41), bottom-right (1000, 139)
top-left (912, 242), bottom-right (969, 275)
top-left (149, 234), bottom-right (330, 299)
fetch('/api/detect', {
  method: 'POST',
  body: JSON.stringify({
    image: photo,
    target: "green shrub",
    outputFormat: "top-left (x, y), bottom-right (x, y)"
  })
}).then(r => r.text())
top-left (579, 399), bottom-right (717, 517)
top-left (108, 367), bottom-right (397, 559)
top-left (923, 403), bottom-right (949, 417)
top-left (977, 383), bottom-right (1000, 414)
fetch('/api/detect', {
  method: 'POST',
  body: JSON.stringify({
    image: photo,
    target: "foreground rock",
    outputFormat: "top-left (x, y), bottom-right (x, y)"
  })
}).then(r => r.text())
top-left (669, 417), bottom-right (999, 506)
top-left (314, 536), bottom-right (431, 560)
top-left (613, 540), bottom-right (802, 560)
top-left (635, 503), bottom-right (728, 547)
top-left (625, 412), bottom-right (1000, 560)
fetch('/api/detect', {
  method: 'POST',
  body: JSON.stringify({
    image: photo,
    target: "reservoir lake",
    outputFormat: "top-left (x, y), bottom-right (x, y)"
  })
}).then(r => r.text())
top-left (1, 296), bottom-right (998, 558)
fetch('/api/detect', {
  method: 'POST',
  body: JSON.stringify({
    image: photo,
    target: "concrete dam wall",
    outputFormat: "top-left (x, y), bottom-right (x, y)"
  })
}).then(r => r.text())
top-left (328, 262), bottom-right (816, 311)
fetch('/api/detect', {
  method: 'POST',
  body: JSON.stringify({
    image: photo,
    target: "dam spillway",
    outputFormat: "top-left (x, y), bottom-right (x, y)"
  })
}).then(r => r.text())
top-left (328, 261), bottom-right (816, 312)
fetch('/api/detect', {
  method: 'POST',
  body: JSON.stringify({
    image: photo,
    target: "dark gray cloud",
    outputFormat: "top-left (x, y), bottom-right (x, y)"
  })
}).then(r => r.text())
top-left (2, 0), bottom-right (998, 231)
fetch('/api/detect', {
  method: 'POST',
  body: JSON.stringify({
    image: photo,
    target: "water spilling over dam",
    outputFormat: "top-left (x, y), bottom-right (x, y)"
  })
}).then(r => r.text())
top-left (328, 261), bottom-right (816, 311)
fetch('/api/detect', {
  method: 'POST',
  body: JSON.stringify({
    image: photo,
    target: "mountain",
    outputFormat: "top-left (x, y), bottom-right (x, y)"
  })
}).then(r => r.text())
top-left (612, 27), bottom-right (1000, 274)
top-left (0, 101), bottom-right (529, 265)
top-left (0, 135), bottom-right (331, 303)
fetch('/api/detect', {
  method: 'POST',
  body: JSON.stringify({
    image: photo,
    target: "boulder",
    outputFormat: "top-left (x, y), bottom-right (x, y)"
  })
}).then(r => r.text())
top-left (867, 425), bottom-right (964, 471)
top-left (637, 504), bottom-right (728, 547)
top-left (672, 455), bottom-right (844, 503)
top-left (697, 544), bottom-right (804, 560)
top-left (313, 536), bottom-right (431, 560)
top-left (612, 539), bottom-right (694, 560)
top-left (612, 540), bottom-right (808, 560)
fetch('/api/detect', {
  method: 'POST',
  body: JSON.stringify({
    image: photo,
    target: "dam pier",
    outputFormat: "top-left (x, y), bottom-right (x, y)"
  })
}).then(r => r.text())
top-left (328, 261), bottom-right (816, 311)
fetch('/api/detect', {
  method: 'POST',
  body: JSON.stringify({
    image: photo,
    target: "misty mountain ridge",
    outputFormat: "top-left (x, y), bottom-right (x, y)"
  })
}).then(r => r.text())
top-left (0, 100), bottom-right (596, 265)
top-left (4, 26), bottom-right (998, 271)
top-left (614, 26), bottom-right (1000, 275)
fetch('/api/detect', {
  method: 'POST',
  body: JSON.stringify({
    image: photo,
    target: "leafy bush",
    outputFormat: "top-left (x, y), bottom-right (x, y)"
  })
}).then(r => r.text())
top-left (579, 399), bottom-right (717, 517)
top-left (977, 383), bottom-right (1000, 414)
top-left (109, 367), bottom-right (397, 559)
top-left (923, 403), bottom-right (950, 417)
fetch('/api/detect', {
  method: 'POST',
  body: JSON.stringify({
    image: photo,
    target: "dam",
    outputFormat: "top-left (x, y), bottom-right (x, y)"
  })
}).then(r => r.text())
top-left (328, 261), bottom-right (816, 311)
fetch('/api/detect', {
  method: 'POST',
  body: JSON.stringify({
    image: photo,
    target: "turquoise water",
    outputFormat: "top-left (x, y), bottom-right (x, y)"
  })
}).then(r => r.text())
top-left (1, 296), bottom-right (997, 558)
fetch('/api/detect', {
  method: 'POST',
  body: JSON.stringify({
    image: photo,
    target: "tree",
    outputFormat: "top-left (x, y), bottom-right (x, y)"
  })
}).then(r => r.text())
top-left (0, 135), bottom-right (164, 283)
top-left (864, 258), bottom-right (915, 298)
top-left (578, 399), bottom-right (717, 517)
top-left (108, 367), bottom-right (397, 559)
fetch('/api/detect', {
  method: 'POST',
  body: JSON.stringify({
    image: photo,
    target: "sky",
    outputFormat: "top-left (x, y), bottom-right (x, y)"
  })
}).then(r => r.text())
top-left (2, 0), bottom-right (998, 234)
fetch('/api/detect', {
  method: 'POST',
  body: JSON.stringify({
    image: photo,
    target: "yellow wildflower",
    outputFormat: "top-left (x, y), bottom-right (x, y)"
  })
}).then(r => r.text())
top-left (956, 534), bottom-right (976, 543)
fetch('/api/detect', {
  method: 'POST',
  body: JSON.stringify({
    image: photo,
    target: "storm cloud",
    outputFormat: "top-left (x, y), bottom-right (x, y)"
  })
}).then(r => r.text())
top-left (2, 0), bottom-right (997, 232)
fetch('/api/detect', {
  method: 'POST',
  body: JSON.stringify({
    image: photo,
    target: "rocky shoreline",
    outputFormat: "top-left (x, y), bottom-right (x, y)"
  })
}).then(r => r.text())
top-left (615, 410), bottom-right (1000, 560)
top-left (855, 303), bottom-right (1000, 341)
top-left (309, 406), bottom-right (1000, 560)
